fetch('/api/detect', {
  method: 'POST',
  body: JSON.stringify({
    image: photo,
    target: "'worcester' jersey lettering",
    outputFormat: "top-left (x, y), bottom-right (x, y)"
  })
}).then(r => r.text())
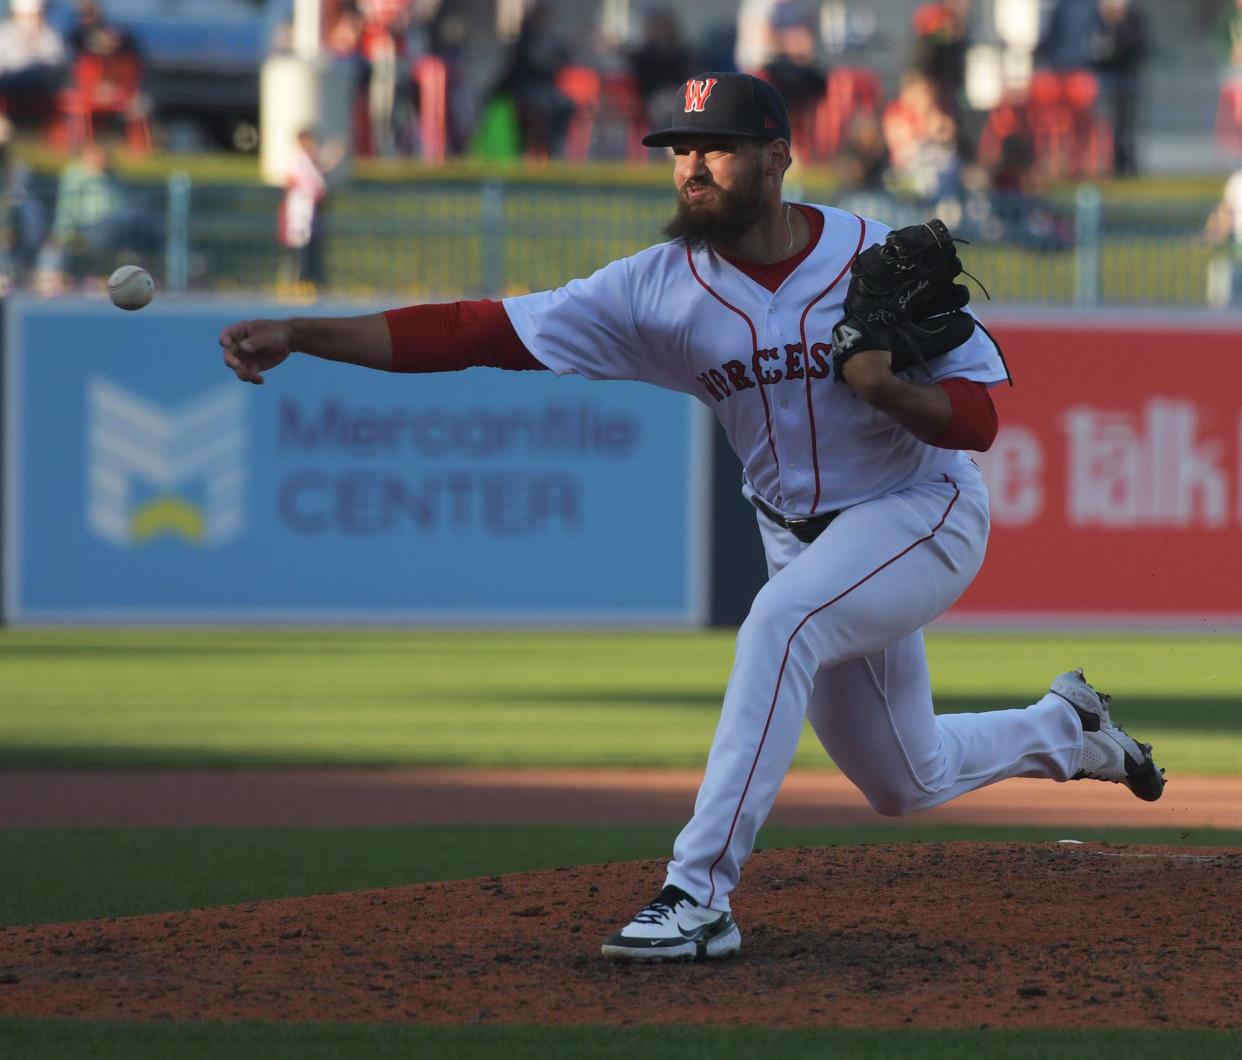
top-left (503, 204), bottom-right (1007, 517)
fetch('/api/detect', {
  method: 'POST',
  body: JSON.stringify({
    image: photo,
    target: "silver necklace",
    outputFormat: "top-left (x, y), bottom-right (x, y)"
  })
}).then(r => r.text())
top-left (782, 203), bottom-right (794, 257)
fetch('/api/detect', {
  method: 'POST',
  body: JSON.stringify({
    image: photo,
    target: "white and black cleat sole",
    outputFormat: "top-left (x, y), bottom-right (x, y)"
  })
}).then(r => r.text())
top-left (600, 920), bottom-right (741, 963)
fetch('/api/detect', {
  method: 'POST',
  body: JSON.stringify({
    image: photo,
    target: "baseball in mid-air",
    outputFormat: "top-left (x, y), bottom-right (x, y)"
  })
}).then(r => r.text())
top-left (107, 265), bottom-right (155, 311)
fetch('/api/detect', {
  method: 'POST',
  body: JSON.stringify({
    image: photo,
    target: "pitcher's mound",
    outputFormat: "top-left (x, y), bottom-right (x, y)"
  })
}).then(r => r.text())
top-left (1, 842), bottom-right (1237, 1029)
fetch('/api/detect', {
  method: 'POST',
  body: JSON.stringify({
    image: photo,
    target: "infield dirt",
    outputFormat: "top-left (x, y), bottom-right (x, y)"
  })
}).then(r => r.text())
top-left (0, 842), bottom-right (1237, 1029)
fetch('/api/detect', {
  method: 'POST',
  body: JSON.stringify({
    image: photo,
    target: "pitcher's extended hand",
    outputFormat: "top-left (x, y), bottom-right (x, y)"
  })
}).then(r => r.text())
top-left (220, 319), bottom-right (294, 384)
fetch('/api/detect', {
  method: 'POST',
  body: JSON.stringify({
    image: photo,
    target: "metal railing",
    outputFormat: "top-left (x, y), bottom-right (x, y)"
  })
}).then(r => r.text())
top-left (3, 171), bottom-right (1228, 308)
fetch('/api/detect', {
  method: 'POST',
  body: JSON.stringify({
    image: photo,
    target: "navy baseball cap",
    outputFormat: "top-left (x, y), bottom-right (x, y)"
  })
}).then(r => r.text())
top-left (642, 72), bottom-right (792, 148)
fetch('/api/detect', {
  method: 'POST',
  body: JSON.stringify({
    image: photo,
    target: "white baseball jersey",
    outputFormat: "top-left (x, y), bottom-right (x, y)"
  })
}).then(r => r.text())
top-left (506, 204), bottom-right (1084, 917)
top-left (503, 204), bottom-right (1008, 517)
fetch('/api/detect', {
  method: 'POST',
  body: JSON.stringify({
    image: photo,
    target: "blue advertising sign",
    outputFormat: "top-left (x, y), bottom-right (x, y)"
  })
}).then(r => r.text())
top-left (3, 298), bottom-right (709, 623)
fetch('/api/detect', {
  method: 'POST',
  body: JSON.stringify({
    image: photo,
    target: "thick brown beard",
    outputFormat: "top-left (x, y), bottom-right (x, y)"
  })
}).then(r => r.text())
top-left (662, 163), bottom-right (766, 251)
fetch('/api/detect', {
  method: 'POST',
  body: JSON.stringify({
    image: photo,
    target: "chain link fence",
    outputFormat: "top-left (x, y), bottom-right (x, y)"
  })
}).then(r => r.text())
top-left (4, 170), bottom-right (1227, 307)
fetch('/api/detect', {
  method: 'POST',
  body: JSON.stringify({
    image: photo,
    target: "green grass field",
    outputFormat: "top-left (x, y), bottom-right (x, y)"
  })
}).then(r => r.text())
top-left (1, 629), bottom-right (1238, 772)
top-left (1, 628), bottom-right (1238, 1057)
top-left (5, 823), bottom-right (1240, 928)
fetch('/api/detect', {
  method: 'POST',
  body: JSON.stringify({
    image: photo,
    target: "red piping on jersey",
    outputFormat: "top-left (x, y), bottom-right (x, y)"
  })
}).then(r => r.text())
top-left (799, 214), bottom-right (867, 514)
top-left (704, 475), bottom-right (962, 909)
top-left (686, 247), bottom-right (781, 482)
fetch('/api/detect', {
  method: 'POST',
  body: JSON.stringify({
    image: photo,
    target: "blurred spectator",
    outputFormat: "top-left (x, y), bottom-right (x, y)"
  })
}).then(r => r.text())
top-left (735, 0), bottom-right (780, 72)
top-left (911, 0), bottom-right (972, 114)
top-left (327, 2), bottom-right (373, 155)
top-left (60, 0), bottom-right (149, 153)
top-left (1213, 0), bottom-right (1242, 152)
top-left (699, 24), bottom-right (739, 74)
top-left (51, 142), bottom-right (127, 254)
top-left (977, 93), bottom-right (1036, 194)
top-left (882, 71), bottom-right (963, 205)
top-left (359, 0), bottom-right (413, 156)
top-left (577, 25), bottom-right (627, 76)
top-left (328, 4), bottom-right (369, 86)
top-left (48, 142), bottom-right (155, 283)
top-left (2, 114), bottom-right (47, 287)
top-left (5, 158), bottom-right (45, 283)
top-left (628, 10), bottom-right (696, 125)
top-left (328, 2), bottom-right (365, 53)
top-left (1217, 0), bottom-right (1242, 66)
top-left (973, 91), bottom-right (1074, 251)
top-left (1204, 166), bottom-right (1242, 306)
top-left (67, 0), bottom-right (140, 59)
top-left (491, 2), bottom-right (573, 158)
top-left (424, 1), bottom-right (475, 156)
top-left (1034, 0), bottom-right (1096, 71)
top-left (278, 127), bottom-right (344, 290)
top-left (0, 0), bottom-right (68, 126)
top-left (968, 85), bottom-right (1078, 249)
top-left (1090, 0), bottom-right (1146, 176)
top-left (0, 111), bottom-right (11, 293)
top-left (761, 5), bottom-right (827, 136)
top-left (834, 111), bottom-right (889, 193)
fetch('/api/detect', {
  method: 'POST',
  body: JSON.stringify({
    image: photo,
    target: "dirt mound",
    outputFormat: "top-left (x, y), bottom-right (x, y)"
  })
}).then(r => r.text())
top-left (0, 843), bottom-right (1238, 1029)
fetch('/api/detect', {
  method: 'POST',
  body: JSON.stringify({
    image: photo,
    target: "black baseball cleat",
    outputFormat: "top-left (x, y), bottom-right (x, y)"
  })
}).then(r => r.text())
top-left (600, 884), bottom-right (741, 963)
top-left (1050, 669), bottom-right (1165, 802)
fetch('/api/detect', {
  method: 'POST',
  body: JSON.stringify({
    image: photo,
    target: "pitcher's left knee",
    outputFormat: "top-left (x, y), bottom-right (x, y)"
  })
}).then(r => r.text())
top-left (860, 780), bottom-right (927, 818)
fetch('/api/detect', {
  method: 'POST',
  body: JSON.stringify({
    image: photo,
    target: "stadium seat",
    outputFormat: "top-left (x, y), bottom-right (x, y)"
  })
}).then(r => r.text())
top-left (53, 53), bottom-right (151, 155)
top-left (1025, 70), bottom-right (1110, 179)
top-left (1062, 70), bottom-right (1110, 177)
top-left (1216, 77), bottom-right (1242, 155)
top-left (976, 92), bottom-right (1026, 175)
top-left (1027, 70), bottom-right (1077, 178)
top-left (599, 70), bottom-right (647, 162)
top-left (815, 67), bottom-right (883, 160)
top-left (557, 65), bottom-right (602, 163)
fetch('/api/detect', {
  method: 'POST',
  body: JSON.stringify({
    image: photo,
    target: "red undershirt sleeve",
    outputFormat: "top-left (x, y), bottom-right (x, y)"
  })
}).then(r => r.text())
top-left (929, 378), bottom-right (998, 452)
top-left (383, 299), bottom-right (546, 373)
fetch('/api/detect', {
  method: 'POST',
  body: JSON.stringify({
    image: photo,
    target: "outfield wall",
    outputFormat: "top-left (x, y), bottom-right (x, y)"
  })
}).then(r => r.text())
top-left (2, 298), bottom-right (1239, 628)
top-left (1, 297), bottom-right (710, 625)
top-left (700, 310), bottom-right (1242, 631)
top-left (949, 311), bottom-right (1242, 629)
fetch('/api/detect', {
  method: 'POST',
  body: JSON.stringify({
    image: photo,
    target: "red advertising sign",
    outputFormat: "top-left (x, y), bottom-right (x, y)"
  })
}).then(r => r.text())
top-left (950, 315), bottom-right (1242, 625)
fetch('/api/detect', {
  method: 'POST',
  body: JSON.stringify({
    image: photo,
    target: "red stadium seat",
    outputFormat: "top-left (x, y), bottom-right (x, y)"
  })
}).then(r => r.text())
top-left (1216, 77), bottom-right (1242, 155)
top-left (815, 67), bottom-right (883, 160)
top-left (53, 54), bottom-right (151, 155)
top-left (557, 65), bottom-right (602, 163)
top-left (599, 70), bottom-right (647, 162)
top-left (1025, 70), bottom-right (1110, 179)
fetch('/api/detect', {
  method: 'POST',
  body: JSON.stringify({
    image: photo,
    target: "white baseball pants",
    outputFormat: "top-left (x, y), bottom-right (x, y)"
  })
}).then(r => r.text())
top-left (665, 466), bottom-right (1084, 912)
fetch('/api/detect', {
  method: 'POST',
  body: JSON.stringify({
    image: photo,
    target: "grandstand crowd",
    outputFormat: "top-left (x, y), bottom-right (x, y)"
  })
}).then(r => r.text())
top-left (4, 1), bottom-right (1242, 297)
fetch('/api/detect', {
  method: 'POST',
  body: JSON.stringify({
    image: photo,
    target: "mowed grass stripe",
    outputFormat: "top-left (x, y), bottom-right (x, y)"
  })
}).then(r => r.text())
top-left (0, 630), bottom-right (1238, 771)
top-left (0, 1020), bottom-right (1238, 1060)
top-left (3, 825), bottom-right (1239, 927)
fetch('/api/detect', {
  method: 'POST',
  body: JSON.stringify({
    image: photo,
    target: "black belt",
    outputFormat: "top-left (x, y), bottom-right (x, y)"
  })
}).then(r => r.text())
top-left (751, 497), bottom-right (843, 544)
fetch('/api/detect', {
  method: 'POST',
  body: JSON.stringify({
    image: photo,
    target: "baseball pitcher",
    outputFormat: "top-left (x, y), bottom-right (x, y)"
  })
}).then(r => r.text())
top-left (220, 73), bottom-right (1164, 963)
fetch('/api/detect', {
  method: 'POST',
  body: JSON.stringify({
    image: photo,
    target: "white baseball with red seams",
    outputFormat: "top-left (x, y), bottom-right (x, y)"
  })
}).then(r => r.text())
top-left (504, 204), bottom-right (1084, 914)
